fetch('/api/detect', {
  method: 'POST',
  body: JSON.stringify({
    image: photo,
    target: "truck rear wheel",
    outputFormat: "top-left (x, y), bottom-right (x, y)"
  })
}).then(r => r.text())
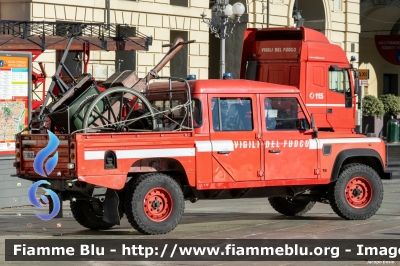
top-left (70, 199), bottom-right (123, 230)
top-left (71, 200), bottom-right (113, 230)
top-left (268, 197), bottom-right (316, 216)
top-left (328, 163), bottom-right (383, 220)
top-left (124, 173), bottom-right (185, 235)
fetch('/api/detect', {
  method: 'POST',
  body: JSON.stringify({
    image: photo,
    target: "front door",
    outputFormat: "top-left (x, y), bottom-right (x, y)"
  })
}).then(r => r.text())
top-left (261, 95), bottom-right (319, 180)
top-left (209, 95), bottom-right (262, 182)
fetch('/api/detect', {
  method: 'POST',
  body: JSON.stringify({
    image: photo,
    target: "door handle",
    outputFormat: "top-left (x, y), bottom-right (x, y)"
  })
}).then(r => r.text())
top-left (268, 150), bottom-right (281, 153)
top-left (218, 151), bottom-right (230, 154)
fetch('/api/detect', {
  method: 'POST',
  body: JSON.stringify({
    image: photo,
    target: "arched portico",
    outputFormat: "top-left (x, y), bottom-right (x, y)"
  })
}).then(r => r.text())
top-left (287, 0), bottom-right (330, 37)
top-left (360, 0), bottom-right (400, 96)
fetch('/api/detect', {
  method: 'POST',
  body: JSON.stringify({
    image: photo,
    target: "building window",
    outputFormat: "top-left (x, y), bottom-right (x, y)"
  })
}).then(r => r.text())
top-left (116, 26), bottom-right (137, 72)
top-left (170, 30), bottom-right (188, 79)
top-left (383, 74), bottom-right (398, 95)
top-left (170, 0), bottom-right (188, 7)
top-left (56, 51), bottom-right (82, 77)
top-left (334, 0), bottom-right (341, 10)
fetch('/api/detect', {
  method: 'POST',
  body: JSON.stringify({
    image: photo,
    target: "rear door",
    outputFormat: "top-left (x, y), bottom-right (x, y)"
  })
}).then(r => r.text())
top-left (261, 95), bottom-right (319, 180)
top-left (209, 94), bottom-right (262, 182)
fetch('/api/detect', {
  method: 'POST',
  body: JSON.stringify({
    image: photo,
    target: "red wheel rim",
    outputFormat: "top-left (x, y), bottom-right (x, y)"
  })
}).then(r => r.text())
top-left (345, 177), bottom-right (373, 208)
top-left (143, 187), bottom-right (173, 222)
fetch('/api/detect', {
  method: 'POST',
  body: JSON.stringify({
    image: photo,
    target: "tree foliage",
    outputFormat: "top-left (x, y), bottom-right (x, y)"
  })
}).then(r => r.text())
top-left (379, 94), bottom-right (400, 116)
top-left (362, 95), bottom-right (385, 117)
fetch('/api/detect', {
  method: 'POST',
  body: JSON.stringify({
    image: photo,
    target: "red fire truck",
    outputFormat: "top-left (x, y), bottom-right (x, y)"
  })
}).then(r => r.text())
top-left (241, 27), bottom-right (358, 133)
top-left (15, 78), bottom-right (386, 235)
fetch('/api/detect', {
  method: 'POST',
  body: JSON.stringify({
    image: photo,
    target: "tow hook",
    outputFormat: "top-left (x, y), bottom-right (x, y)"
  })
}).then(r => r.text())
top-left (190, 197), bottom-right (198, 203)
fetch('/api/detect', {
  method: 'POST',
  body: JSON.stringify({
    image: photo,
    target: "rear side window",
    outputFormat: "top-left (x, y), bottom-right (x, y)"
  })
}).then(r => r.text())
top-left (211, 98), bottom-right (253, 131)
top-left (191, 98), bottom-right (202, 128)
top-left (264, 97), bottom-right (309, 131)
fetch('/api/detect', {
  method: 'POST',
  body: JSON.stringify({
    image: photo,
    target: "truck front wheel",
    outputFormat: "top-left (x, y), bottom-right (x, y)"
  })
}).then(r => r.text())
top-left (328, 163), bottom-right (383, 220)
top-left (268, 197), bottom-right (316, 216)
top-left (124, 173), bottom-right (185, 235)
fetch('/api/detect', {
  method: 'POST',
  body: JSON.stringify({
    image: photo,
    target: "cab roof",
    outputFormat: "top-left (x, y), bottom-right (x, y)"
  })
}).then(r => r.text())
top-left (148, 79), bottom-right (300, 95)
top-left (244, 26), bottom-right (330, 44)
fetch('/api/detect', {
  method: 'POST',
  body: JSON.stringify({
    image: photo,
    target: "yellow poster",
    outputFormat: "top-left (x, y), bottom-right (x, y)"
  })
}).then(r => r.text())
top-left (0, 54), bottom-right (30, 154)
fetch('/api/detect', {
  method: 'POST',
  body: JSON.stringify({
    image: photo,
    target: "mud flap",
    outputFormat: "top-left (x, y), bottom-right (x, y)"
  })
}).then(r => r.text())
top-left (102, 189), bottom-right (120, 225)
top-left (48, 193), bottom-right (63, 218)
top-left (245, 60), bottom-right (258, 81)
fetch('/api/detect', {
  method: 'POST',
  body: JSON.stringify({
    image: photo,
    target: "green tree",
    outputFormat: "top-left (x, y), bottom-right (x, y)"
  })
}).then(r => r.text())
top-left (362, 95), bottom-right (384, 117)
top-left (379, 94), bottom-right (400, 116)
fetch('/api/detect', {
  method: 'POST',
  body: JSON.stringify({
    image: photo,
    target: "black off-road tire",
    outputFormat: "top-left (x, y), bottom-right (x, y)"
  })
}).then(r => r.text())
top-left (268, 197), bottom-right (316, 216)
top-left (328, 163), bottom-right (383, 220)
top-left (70, 200), bottom-right (122, 230)
top-left (124, 173), bottom-right (185, 235)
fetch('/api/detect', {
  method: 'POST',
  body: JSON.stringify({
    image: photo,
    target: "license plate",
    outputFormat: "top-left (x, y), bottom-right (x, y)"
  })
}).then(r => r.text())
top-left (23, 151), bottom-right (35, 161)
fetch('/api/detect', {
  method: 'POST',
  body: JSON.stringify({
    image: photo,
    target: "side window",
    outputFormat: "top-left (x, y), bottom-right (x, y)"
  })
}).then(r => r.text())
top-left (170, 0), bottom-right (188, 7)
top-left (191, 98), bottom-right (202, 127)
top-left (264, 97), bottom-right (310, 131)
top-left (329, 70), bottom-right (350, 94)
top-left (212, 98), bottom-right (253, 131)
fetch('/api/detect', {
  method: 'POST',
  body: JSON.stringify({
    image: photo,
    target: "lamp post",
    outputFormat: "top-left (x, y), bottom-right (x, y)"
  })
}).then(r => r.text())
top-left (201, 0), bottom-right (245, 79)
top-left (105, 0), bottom-right (110, 29)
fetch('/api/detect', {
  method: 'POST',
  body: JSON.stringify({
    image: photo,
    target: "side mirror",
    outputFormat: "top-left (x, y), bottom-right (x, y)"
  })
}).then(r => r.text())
top-left (296, 119), bottom-right (310, 131)
top-left (354, 70), bottom-right (360, 95)
top-left (311, 114), bottom-right (315, 128)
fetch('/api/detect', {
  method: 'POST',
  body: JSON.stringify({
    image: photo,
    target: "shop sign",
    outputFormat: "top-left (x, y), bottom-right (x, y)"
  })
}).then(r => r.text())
top-left (358, 69), bottom-right (369, 80)
top-left (359, 80), bottom-right (369, 87)
top-left (375, 35), bottom-right (400, 65)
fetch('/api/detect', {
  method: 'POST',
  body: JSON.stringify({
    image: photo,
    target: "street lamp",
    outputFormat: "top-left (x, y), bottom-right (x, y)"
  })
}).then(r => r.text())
top-left (201, 0), bottom-right (245, 79)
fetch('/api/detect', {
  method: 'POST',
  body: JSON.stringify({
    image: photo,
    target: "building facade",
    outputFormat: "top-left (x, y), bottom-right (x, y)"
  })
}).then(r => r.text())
top-left (0, 0), bottom-right (361, 92)
top-left (360, 0), bottom-right (400, 97)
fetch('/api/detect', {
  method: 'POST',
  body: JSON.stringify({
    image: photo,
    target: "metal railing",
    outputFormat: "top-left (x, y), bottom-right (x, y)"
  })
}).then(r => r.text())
top-left (0, 20), bottom-right (152, 51)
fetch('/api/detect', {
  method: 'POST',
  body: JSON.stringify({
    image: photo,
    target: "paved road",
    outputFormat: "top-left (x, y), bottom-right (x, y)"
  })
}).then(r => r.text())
top-left (1, 179), bottom-right (400, 266)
